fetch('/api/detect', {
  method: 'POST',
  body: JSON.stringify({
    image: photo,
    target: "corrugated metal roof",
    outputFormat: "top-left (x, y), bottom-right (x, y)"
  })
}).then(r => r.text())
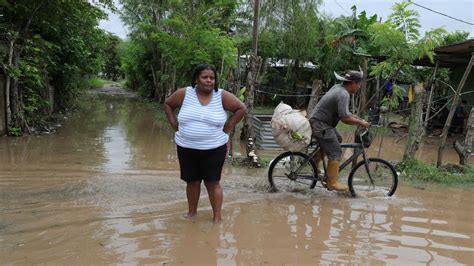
top-left (429, 39), bottom-right (474, 67)
top-left (435, 39), bottom-right (474, 55)
top-left (372, 39), bottom-right (474, 67)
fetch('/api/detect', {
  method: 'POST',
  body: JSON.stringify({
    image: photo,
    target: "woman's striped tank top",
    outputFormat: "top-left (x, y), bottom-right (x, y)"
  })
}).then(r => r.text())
top-left (175, 87), bottom-right (228, 150)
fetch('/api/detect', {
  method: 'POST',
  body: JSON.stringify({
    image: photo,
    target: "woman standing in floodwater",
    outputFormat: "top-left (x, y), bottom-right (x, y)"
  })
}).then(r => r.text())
top-left (163, 64), bottom-right (246, 223)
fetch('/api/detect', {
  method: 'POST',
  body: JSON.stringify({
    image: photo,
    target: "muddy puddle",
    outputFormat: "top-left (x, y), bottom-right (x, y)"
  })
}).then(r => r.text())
top-left (0, 92), bottom-right (473, 264)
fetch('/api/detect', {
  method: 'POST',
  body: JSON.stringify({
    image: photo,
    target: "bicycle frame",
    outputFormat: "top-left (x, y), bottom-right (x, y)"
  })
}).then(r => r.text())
top-left (303, 128), bottom-right (376, 185)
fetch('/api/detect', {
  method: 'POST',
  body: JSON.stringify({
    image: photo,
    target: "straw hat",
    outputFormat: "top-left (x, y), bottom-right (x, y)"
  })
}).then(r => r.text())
top-left (334, 67), bottom-right (364, 82)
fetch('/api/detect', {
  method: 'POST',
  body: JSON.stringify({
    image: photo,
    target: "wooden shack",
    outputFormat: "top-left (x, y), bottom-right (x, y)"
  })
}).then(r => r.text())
top-left (454, 109), bottom-right (474, 165)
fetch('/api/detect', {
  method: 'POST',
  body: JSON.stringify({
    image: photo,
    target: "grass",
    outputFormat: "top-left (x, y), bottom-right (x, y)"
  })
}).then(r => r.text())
top-left (88, 77), bottom-right (110, 88)
top-left (88, 77), bottom-right (126, 89)
top-left (397, 159), bottom-right (474, 186)
top-left (143, 98), bottom-right (174, 131)
top-left (253, 105), bottom-right (276, 114)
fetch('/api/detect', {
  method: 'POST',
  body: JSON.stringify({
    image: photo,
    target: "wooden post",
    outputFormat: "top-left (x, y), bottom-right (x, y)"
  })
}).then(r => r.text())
top-left (403, 83), bottom-right (425, 161)
top-left (351, 59), bottom-right (368, 168)
top-left (424, 60), bottom-right (439, 128)
top-left (358, 58), bottom-right (368, 117)
top-left (437, 53), bottom-right (474, 167)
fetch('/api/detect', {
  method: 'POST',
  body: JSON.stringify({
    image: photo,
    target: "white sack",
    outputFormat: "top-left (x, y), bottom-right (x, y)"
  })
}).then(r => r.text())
top-left (271, 102), bottom-right (312, 152)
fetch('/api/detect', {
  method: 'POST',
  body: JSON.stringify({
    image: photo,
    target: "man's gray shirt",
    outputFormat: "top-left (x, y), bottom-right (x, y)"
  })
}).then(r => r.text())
top-left (309, 84), bottom-right (352, 128)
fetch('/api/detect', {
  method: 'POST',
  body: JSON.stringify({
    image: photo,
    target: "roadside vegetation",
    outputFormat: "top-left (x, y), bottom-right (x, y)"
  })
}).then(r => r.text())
top-left (398, 160), bottom-right (474, 185)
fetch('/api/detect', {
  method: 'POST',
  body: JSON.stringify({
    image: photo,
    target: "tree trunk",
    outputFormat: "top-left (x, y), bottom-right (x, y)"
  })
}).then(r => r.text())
top-left (242, 53), bottom-right (261, 166)
top-left (151, 64), bottom-right (158, 98)
top-left (437, 54), bottom-right (474, 167)
top-left (171, 66), bottom-right (176, 94)
top-left (424, 61), bottom-right (439, 128)
top-left (0, 69), bottom-right (6, 135)
top-left (10, 52), bottom-right (21, 129)
top-left (403, 83), bottom-right (425, 161)
top-left (306, 79), bottom-right (322, 116)
top-left (228, 47), bottom-right (242, 159)
top-left (241, 0), bottom-right (261, 167)
top-left (5, 39), bottom-right (14, 132)
top-left (10, 51), bottom-right (29, 134)
top-left (48, 83), bottom-right (54, 114)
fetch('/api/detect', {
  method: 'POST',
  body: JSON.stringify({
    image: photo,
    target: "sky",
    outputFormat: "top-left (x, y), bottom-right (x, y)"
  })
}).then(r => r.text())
top-left (99, 0), bottom-right (474, 40)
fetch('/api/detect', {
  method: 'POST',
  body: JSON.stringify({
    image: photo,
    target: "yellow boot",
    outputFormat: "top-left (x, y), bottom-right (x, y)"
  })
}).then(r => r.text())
top-left (326, 160), bottom-right (348, 192)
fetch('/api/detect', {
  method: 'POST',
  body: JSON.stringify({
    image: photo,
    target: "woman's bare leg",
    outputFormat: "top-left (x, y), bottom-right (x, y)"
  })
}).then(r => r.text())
top-left (204, 181), bottom-right (223, 223)
top-left (186, 180), bottom-right (202, 217)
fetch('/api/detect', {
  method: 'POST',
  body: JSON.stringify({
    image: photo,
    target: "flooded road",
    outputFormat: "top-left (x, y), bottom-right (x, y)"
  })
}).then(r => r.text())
top-left (0, 93), bottom-right (473, 264)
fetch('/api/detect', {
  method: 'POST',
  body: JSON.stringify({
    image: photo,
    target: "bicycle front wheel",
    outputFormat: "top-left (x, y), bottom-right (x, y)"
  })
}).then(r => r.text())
top-left (268, 152), bottom-right (317, 192)
top-left (348, 158), bottom-right (398, 197)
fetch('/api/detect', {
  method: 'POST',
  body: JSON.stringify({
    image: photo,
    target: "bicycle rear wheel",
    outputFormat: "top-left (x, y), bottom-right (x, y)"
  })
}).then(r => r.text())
top-left (268, 152), bottom-right (317, 192)
top-left (348, 158), bottom-right (398, 197)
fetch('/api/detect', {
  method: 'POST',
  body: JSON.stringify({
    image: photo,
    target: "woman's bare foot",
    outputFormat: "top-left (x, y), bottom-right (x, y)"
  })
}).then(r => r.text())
top-left (183, 212), bottom-right (197, 219)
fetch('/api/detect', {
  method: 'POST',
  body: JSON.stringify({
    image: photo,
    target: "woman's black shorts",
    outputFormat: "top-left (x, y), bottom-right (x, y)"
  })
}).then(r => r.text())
top-left (176, 144), bottom-right (227, 182)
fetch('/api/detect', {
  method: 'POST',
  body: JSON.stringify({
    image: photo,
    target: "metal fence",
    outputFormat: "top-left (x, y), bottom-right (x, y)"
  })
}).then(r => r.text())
top-left (252, 114), bottom-right (282, 150)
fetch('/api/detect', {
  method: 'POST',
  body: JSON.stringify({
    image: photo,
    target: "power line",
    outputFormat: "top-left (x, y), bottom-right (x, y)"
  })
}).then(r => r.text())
top-left (409, 0), bottom-right (474, 26)
top-left (333, 0), bottom-right (351, 16)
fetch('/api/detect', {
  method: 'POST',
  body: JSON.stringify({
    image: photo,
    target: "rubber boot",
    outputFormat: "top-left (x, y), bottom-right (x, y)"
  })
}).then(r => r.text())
top-left (326, 160), bottom-right (348, 192)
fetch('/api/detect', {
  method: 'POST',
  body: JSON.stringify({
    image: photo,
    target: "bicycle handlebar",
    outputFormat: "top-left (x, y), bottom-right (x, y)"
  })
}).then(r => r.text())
top-left (359, 127), bottom-right (370, 137)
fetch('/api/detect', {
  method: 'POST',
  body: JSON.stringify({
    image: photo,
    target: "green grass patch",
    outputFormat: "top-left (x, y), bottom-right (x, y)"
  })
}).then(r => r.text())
top-left (88, 77), bottom-right (110, 88)
top-left (253, 105), bottom-right (276, 114)
top-left (398, 160), bottom-right (474, 185)
top-left (336, 122), bottom-right (352, 132)
top-left (141, 98), bottom-right (173, 130)
top-left (88, 78), bottom-right (126, 89)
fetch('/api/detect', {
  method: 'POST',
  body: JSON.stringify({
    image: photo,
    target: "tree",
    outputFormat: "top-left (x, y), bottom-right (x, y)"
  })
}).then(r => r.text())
top-left (119, 0), bottom-right (239, 101)
top-left (103, 33), bottom-right (123, 81)
top-left (367, 0), bottom-right (446, 162)
top-left (0, 0), bottom-right (113, 135)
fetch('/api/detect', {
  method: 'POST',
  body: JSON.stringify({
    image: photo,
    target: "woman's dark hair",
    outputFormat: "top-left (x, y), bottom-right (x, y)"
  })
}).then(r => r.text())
top-left (191, 64), bottom-right (219, 92)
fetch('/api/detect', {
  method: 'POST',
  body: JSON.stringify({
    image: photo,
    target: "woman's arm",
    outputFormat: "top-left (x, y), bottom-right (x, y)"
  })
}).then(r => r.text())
top-left (163, 88), bottom-right (185, 131)
top-left (222, 90), bottom-right (246, 134)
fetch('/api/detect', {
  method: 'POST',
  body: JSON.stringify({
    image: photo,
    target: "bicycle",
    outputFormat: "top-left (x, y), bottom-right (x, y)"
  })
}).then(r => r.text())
top-left (268, 127), bottom-right (398, 197)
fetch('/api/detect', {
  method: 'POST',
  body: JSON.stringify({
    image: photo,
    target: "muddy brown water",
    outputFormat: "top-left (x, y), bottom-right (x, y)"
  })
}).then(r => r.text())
top-left (0, 92), bottom-right (473, 265)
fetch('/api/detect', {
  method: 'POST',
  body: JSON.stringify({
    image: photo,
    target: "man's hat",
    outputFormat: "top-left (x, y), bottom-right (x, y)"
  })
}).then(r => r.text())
top-left (334, 67), bottom-right (364, 82)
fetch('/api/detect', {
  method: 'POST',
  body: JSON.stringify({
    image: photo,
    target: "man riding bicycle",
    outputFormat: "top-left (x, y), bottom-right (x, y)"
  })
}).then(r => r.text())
top-left (309, 69), bottom-right (370, 192)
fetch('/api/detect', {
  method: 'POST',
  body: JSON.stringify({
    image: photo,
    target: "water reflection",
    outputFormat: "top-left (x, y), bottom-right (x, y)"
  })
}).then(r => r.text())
top-left (134, 185), bottom-right (473, 265)
top-left (102, 124), bottom-right (131, 172)
top-left (0, 94), bottom-right (473, 265)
